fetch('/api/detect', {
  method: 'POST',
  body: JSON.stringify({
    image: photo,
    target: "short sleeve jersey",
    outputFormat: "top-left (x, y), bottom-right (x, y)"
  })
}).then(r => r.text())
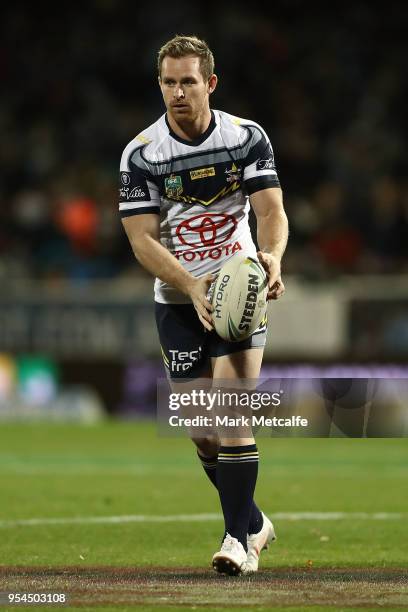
top-left (119, 109), bottom-right (280, 303)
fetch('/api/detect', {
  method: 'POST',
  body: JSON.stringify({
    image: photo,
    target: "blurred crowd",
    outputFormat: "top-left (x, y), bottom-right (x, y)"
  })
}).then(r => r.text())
top-left (1, 1), bottom-right (407, 282)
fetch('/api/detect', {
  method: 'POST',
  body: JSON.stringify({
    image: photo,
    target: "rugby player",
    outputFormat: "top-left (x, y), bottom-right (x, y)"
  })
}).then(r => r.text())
top-left (120, 35), bottom-right (288, 575)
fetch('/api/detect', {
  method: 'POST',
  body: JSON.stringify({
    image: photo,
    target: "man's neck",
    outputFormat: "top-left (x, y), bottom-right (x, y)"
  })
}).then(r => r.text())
top-left (167, 108), bottom-right (212, 141)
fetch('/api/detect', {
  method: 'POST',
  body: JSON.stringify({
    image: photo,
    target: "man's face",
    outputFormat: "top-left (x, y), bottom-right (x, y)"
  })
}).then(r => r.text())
top-left (159, 55), bottom-right (215, 123)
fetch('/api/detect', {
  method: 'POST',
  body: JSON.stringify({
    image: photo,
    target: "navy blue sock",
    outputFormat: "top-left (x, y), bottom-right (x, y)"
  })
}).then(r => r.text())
top-left (197, 450), bottom-right (218, 485)
top-left (197, 450), bottom-right (263, 535)
top-left (216, 445), bottom-right (260, 550)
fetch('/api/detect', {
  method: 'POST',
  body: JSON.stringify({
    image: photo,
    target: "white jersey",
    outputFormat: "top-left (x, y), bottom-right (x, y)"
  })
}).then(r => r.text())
top-left (119, 109), bottom-right (280, 303)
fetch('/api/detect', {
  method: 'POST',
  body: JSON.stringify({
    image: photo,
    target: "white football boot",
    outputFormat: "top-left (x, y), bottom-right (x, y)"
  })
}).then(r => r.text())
top-left (244, 512), bottom-right (276, 573)
top-left (212, 533), bottom-right (247, 576)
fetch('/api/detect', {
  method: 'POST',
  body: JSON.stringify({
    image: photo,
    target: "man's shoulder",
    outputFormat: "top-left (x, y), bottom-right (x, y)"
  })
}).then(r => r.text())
top-left (216, 109), bottom-right (264, 131)
top-left (120, 114), bottom-right (168, 167)
top-left (215, 110), bottom-right (269, 145)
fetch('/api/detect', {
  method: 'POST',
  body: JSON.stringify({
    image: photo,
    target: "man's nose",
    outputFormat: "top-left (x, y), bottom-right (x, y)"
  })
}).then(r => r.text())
top-left (173, 86), bottom-right (185, 99)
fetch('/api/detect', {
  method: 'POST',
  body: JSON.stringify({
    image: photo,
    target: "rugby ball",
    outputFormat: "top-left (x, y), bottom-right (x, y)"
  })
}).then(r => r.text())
top-left (211, 254), bottom-right (268, 342)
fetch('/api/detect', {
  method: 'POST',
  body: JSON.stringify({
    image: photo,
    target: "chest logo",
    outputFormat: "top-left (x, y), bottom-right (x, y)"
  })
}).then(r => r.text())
top-left (225, 163), bottom-right (241, 183)
top-left (176, 213), bottom-right (237, 247)
top-left (190, 167), bottom-right (216, 180)
top-left (165, 174), bottom-right (183, 198)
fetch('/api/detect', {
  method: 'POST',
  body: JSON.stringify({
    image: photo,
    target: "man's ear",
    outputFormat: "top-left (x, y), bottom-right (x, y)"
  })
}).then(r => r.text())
top-left (208, 74), bottom-right (218, 94)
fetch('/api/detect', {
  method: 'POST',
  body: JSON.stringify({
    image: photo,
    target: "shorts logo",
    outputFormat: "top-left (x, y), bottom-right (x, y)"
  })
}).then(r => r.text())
top-left (176, 213), bottom-right (237, 247)
top-left (165, 174), bottom-right (183, 198)
top-left (190, 167), bottom-right (215, 180)
top-left (168, 348), bottom-right (202, 373)
top-left (121, 172), bottom-right (131, 185)
top-left (256, 158), bottom-right (274, 170)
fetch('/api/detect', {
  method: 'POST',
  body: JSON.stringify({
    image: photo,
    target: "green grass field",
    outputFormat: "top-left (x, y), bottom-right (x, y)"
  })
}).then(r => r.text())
top-left (0, 421), bottom-right (407, 610)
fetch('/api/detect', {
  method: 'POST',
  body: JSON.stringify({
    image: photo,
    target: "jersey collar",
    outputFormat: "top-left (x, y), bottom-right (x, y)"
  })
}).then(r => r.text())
top-left (165, 110), bottom-right (216, 147)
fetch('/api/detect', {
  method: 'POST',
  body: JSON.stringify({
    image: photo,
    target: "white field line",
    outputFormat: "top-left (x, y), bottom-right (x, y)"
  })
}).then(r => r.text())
top-left (0, 464), bottom-right (201, 474)
top-left (0, 511), bottom-right (405, 528)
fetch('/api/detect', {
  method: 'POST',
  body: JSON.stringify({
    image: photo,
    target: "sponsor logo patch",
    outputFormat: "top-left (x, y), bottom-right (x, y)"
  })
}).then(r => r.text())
top-left (167, 348), bottom-right (203, 373)
top-left (256, 157), bottom-right (274, 171)
top-left (165, 174), bottom-right (183, 198)
top-left (119, 186), bottom-right (146, 200)
top-left (176, 213), bottom-right (237, 248)
top-left (119, 172), bottom-right (148, 201)
top-left (174, 240), bottom-right (242, 263)
top-left (129, 186), bottom-right (146, 199)
top-left (190, 167), bottom-right (216, 180)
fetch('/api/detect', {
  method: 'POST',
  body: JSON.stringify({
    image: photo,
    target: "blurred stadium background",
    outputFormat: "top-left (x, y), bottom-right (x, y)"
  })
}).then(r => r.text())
top-left (1, 1), bottom-right (407, 422)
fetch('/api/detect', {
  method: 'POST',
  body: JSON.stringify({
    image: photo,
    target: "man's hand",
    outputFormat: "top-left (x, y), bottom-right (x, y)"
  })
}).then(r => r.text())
top-left (186, 273), bottom-right (215, 331)
top-left (257, 251), bottom-right (285, 300)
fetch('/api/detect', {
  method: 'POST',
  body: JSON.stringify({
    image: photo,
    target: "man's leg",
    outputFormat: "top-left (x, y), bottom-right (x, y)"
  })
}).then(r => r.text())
top-left (158, 300), bottom-right (269, 572)
top-left (195, 439), bottom-right (262, 536)
top-left (155, 301), bottom-right (223, 515)
top-left (211, 348), bottom-right (264, 552)
top-left (193, 348), bottom-right (263, 536)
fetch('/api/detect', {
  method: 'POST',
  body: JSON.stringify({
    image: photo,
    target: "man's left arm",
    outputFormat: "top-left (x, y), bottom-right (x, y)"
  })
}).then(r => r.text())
top-left (250, 187), bottom-right (288, 300)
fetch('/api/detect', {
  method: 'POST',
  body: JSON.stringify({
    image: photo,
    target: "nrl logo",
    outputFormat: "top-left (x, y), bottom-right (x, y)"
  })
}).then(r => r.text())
top-left (225, 162), bottom-right (241, 183)
top-left (165, 174), bottom-right (183, 198)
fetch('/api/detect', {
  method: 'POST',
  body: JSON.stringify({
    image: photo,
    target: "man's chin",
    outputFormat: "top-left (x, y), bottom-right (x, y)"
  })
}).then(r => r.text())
top-left (170, 107), bottom-right (193, 120)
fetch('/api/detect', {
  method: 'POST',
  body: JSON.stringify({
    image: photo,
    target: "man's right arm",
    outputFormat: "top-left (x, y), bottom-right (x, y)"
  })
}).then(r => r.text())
top-left (122, 214), bottom-right (214, 330)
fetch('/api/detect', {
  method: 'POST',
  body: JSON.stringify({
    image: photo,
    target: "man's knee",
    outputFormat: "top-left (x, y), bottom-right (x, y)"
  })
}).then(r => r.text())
top-left (192, 436), bottom-right (220, 457)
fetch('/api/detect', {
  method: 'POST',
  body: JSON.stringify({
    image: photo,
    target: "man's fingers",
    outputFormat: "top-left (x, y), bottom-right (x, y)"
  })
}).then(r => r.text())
top-left (257, 251), bottom-right (280, 286)
top-left (204, 273), bottom-right (216, 286)
top-left (204, 297), bottom-right (214, 312)
top-left (201, 309), bottom-right (213, 324)
top-left (267, 291), bottom-right (284, 300)
top-left (267, 279), bottom-right (285, 300)
top-left (268, 291), bottom-right (284, 300)
top-left (198, 296), bottom-right (214, 317)
top-left (194, 301), bottom-right (214, 330)
top-left (198, 312), bottom-right (213, 331)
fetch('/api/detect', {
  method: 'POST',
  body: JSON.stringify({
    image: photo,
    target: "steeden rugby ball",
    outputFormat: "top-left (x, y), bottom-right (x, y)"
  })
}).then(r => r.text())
top-left (211, 254), bottom-right (268, 342)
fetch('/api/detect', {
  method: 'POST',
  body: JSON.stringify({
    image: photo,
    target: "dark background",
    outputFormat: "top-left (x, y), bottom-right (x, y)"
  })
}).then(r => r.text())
top-left (1, 0), bottom-right (407, 281)
top-left (1, 2), bottom-right (407, 415)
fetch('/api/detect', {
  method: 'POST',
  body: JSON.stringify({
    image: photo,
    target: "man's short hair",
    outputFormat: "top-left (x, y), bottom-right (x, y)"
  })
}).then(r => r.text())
top-left (158, 35), bottom-right (215, 82)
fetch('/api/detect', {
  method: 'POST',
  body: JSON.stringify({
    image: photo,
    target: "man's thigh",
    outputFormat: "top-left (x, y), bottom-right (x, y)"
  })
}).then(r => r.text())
top-left (209, 312), bottom-right (267, 382)
top-left (211, 347), bottom-right (264, 381)
top-left (156, 302), bottom-right (265, 444)
top-left (211, 348), bottom-right (264, 444)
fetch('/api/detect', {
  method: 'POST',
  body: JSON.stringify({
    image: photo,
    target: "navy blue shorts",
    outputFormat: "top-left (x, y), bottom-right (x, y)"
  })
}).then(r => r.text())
top-left (155, 302), bottom-right (267, 380)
